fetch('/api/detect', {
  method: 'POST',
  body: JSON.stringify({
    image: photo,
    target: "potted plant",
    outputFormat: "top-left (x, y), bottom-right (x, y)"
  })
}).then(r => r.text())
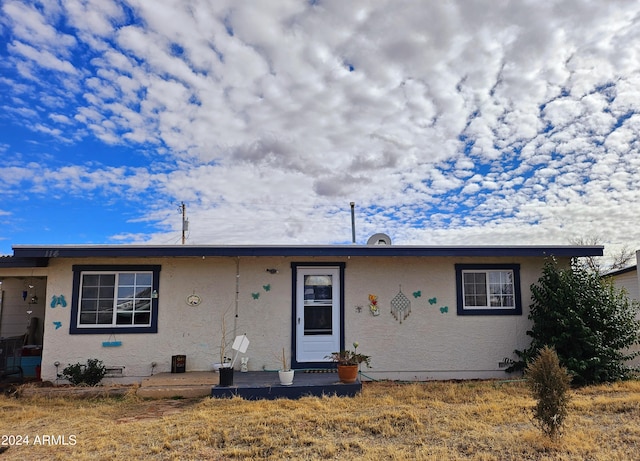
top-left (326, 342), bottom-right (371, 383)
top-left (278, 348), bottom-right (294, 385)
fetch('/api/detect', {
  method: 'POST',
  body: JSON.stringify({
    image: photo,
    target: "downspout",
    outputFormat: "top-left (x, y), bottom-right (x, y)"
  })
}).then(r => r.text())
top-left (0, 288), bottom-right (4, 335)
top-left (234, 257), bottom-right (240, 339)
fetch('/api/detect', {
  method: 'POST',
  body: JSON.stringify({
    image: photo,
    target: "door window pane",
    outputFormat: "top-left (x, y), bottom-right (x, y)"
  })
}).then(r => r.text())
top-left (303, 274), bottom-right (333, 335)
top-left (304, 306), bottom-right (332, 335)
top-left (304, 275), bottom-right (333, 302)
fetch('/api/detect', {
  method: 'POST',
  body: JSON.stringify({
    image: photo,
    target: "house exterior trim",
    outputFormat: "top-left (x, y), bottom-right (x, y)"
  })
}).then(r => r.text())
top-left (69, 264), bottom-right (161, 334)
top-left (455, 263), bottom-right (523, 316)
top-left (11, 244), bottom-right (604, 261)
top-left (0, 256), bottom-right (48, 267)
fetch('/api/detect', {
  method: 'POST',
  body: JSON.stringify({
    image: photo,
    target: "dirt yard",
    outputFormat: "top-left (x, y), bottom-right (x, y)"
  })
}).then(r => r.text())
top-left (1, 379), bottom-right (639, 460)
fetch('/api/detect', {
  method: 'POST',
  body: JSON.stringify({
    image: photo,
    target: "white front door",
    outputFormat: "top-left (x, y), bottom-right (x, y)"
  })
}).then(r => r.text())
top-left (295, 266), bottom-right (342, 364)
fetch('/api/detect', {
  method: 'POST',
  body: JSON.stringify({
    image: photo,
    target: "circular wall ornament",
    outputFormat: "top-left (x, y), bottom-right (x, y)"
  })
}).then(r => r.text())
top-left (186, 294), bottom-right (202, 306)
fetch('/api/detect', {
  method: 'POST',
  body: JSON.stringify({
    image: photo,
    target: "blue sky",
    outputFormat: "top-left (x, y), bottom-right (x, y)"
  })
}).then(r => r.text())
top-left (1, 0), bottom-right (639, 264)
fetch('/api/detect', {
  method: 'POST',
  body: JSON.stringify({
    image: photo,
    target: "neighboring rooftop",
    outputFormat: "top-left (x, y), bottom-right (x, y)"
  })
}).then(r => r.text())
top-left (603, 265), bottom-right (637, 278)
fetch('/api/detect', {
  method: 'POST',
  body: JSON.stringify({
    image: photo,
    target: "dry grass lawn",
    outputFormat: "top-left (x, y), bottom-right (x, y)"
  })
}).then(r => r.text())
top-left (1, 379), bottom-right (639, 460)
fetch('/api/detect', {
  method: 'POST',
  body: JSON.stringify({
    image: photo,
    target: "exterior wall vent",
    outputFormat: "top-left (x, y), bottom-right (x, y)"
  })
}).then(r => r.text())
top-left (104, 366), bottom-right (125, 377)
top-left (367, 233), bottom-right (392, 246)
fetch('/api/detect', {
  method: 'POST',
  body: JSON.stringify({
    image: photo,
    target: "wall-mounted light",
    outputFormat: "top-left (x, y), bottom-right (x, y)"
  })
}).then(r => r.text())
top-left (266, 268), bottom-right (279, 274)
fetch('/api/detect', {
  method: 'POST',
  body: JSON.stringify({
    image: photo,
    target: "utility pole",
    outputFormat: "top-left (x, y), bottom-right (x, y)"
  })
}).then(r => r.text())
top-left (178, 202), bottom-right (189, 244)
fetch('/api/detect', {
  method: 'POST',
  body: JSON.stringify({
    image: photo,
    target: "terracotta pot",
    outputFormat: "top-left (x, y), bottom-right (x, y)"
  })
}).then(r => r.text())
top-left (337, 364), bottom-right (359, 383)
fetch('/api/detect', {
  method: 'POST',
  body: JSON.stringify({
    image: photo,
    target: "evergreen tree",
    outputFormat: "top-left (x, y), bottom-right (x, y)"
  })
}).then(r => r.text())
top-left (526, 346), bottom-right (571, 438)
top-left (511, 257), bottom-right (640, 385)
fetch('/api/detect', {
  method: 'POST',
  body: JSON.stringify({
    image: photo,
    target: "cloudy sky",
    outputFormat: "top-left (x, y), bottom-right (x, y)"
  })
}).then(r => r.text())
top-left (1, 0), bottom-right (639, 263)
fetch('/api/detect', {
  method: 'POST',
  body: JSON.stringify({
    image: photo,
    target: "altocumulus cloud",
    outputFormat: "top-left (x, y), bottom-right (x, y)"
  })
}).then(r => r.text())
top-left (0, 0), bottom-right (639, 264)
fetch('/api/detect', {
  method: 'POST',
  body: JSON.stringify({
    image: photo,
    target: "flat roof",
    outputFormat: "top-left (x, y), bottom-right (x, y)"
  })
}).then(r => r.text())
top-left (8, 243), bottom-right (604, 262)
top-left (0, 255), bottom-right (48, 268)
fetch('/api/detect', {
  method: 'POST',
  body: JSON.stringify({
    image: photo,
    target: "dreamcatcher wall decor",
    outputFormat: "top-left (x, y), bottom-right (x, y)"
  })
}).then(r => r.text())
top-left (390, 285), bottom-right (411, 323)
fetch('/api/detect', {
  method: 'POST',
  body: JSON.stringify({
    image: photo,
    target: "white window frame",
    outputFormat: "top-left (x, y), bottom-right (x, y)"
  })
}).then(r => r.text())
top-left (70, 265), bottom-right (160, 334)
top-left (77, 271), bottom-right (153, 328)
top-left (455, 264), bottom-right (522, 316)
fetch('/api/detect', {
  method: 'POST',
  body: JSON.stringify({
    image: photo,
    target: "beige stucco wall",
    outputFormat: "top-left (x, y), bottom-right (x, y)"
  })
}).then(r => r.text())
top-left (38, 255), bottom-right (551, 383)
top-left (344, 256), bottom-right (541, 381)
top-left (40, 256), bottom-right (296, 383)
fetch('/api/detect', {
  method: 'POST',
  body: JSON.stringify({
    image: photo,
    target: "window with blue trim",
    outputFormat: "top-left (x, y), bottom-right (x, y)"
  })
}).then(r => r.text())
top-left (70, 265), bottom-right (160, 334)
top-left (455, 264), bottom-right (522, 315)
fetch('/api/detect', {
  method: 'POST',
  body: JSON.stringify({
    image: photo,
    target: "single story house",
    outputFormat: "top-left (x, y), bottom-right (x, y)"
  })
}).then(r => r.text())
top-left (0, 241), bottom-right (603, 383)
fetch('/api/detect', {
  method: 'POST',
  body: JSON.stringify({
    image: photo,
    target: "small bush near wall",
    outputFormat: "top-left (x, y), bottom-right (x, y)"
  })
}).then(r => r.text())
top-left (61, 359), bottom-right (107, 386)
top-left (526, 346), bottom-right (571, 439)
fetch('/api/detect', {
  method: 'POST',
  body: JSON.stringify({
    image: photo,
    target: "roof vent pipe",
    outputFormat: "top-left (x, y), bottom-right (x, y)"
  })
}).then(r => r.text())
top-left (350, 202), bottom-right (356, 244)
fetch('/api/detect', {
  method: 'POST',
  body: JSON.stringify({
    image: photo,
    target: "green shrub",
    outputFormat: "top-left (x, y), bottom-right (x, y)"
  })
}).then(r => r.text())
top-left (526, 346), bottom-right (571, 438)
top-left (511, 257), bottom-right (640, 385)
top-left (62, 358), bottom-right (107, 386)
